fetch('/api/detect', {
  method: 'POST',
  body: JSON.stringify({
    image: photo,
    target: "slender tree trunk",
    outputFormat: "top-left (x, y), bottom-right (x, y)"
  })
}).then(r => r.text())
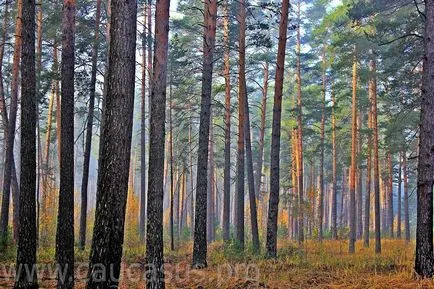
top-left (244, 80), bottom-right (260, 250)
top-left (192, 0), bottom-right (216, 269)
top-left (14, 0), bottom-right (38, 286)
top-left (349, 54), bottom-right (357, 254)
top-left (370, 50), bottom-right (381, 254)
top-left (364, 99), bottom-right (372, 247)
top-left (235, 0), bottom-right (247, 249)
top-left (387, 151), bottom-right (394, 238)
top-left (255, 61), bottom-right (269, 199)
top-left (140, 4), bottom-right (147, 243)
top-left (331, 77), bottom-right (338, 240)
top-left (222, 0), bottom-right (231, 242)
top-left (397, 153), bottom-right (402, 239)
top-left (79, 0), bottom-right (101, 250)
top-left (356, 112), bottom-right (363, 240)
top-left (145, 0), bottom-right (169, 286)
top-left (291, 128), bottom-right (298, 241)
top-left (189, 120), bottom-right (194, 236)
top-left (87, 0), bottom-right (137, 287)
top-left (0, 0), bottom-right (22, 241)
top-left (403, 149), bottom-right (410, 242)
top-left (296, 1), bottom-right (304, 244)
top-left (169, 82), bottom-right (174, 251)
top-left (207, 115), bottom-right (215, 243)
top-left (318, 47), bottom-right (326, 241)
top-left (415, 0), bottom-right (434, 276)
top-left (265, 0), bottom-right (289, 258)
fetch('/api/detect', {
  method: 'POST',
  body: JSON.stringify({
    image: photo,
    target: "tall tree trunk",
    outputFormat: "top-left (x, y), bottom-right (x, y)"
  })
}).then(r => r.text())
top-left (207, 114), bottom-right (215, 243)
top-left (139, 3), bottom-right (147, 243)
top-left (79, 0), bottom-right (101, 250)
top-left (265, 0), bottom-right (289, 258)
top-left (235, 0), bottom-right (247, 250)
top-left (415, 0), bottom-right (434, 276)
top-left (397, 153), bottom-right (402, 239)
top-left (370, 50), bottom-right (381, 254)
top-left (356, 112), bottom-right (363, 240)
top-left (87, 0), bottom-right (137, 287)
top-left (296, 1), bottom-right (304, 244)
top-left (0, 0), bottom-right (22, 241)
top-left (331, 77), bottom-right (338, 240)
top-left (291, 128), bottom-right (298, 241)
top-left (14, 0), bottom-right (38, 286)
top-left (189, 119), bottom-right (194, 236)
top-left (145, 0), bottom-right (169, 285)
top-left (364, 98), bottom-right (372, 247)
top-left (192, 0), bottom-right (216, 269)
top-left (403, 148), bottom-right (410, 242)
top-left (349, 54), bottom-right (357, 254)
top-left (222, 0), bottom-right (231, 242)
top-left (244, 81), bottom-right (260, 250)
top-left (318, 47), bottom-right (326, 241)
top-left (169, 82), bottom-right (174, 251)
top-left (255, 61), bottom-right (269, 199)
top-left (56, 0), bottom-right (76, 287)
top-left (387, 151), bottom-right (394, 238)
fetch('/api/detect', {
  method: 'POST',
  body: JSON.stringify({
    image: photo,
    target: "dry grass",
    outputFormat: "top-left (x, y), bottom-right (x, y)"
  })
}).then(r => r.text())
top-left (1, 239), bottom-right (433, 288)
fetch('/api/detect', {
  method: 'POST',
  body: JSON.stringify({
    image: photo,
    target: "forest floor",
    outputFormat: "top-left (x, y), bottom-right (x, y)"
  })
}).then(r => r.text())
top-left (1, 239), bottom-right (433, 288)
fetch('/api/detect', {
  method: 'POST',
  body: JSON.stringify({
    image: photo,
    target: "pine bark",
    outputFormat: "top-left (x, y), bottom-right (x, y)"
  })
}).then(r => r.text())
top-left (192, 0), bottom-right (216, 269)
top-left (222, 0), bottom-right (231, 242)
top-left (370, 51), bottom-right (381, 254)
top-left (356, 112), bottom-right (363, 240)
top-left (265, 0), bottom-right (290, 258)
top-left (235, 0), bottom-right (247, 249)
top-left (140, 3), bottom-right (147, 243)
top-left (87, 0), bottom-right (137, 287)
top-left (403, 149), bottom-right (410, 241)
top-left (207, 115), bottom-right (215, 243)
top-left (14, 0), bottom-right (38, 286)
top-left (349, 55), bottom-right (357, 254)
top-left (79, 0), bottom-right (101, 250)
top-left (397, 153), bottom-right (402, 239)
top-left (318, 47), bottom-right (326, 241)
top-left (331, 77), bottom-right (338, 240)
top-left (364, 98), bottom-right (372, 247)
top-left (415, 0), bottom-right (434, 277)
top-left (387, 151), bottom-right (394, 238)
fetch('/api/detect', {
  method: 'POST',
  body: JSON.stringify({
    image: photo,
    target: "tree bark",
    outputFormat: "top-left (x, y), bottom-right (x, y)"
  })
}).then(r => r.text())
top-left (139, 3), bottom-right (147, 243)
top-left (265, 0), bottom-right (290, 258)
top-left (207, 114), bottom-right (215, 243)
top-left (235, 0), bottom-right (247, 250)
top-left (387, 151), bottom-right (394, 238)
top-left (349, 54), bottom-right (357, 254)
top-left (415, 0), bottom-right (434, 277)
top-left (0, 0), bottom-right (22, 241)
top-left (14, 0), bottom-right (38, 286)
top-left (169, 83), bottom-right (174, 251)
top-left (331, 76), bottom-right (338, 240)
top-left (356, 112), bottom-right (363, 240)
top-left (244, 80), bottom-right (260, 250)
top-left (192, 0), bottom-right (216, 269)
top-left (87, 0), bottom-right (137, 287)
top-left (295, 1), bottom-right (304, 244)
top-left (403, 148), bottom-right (410, 242)
top-left (364, 97), bottom-right (372, 247)
top-left (318, 47), bottom-right (326, 241)
top-left (79, 0), bottom-right (101, 251)
top-left (56, 1), bottom-right (76, 287)
top-left (397, 153), bottom-right (402, 239)
top-left (370, 50), bottom-right (381, 254)
top-left (222, 0), bottom-right (231, 242)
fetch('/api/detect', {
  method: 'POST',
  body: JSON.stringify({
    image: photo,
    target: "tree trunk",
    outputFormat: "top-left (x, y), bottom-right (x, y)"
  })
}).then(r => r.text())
top-left (144, 0), bottom-right (169, 285)
top-left (255, 61), bottom-right (269, 199)
top-left (140, 3), bottom-right (147, 243)
top-left (56, 0), bottom-right (76, 287)
top-left (318, 47), bottom-right (326, 241)
top-left (192, 0), bottom-right (216, 269)
top-left (291, 128), bottom-right (298, 241)
top-left (357, 112), bottom-right (363, 240)
top-left (169, 84), bottom-right (174, 251)
top-left (331, 77), bottom-right (338, 240)
top-left (415, 0), bottom-right (434, 277)
top-left (387, 151), bottom-right (394, 238)
top-left (364, 97), bottom-right (372, 247)
top-left (397, 153), bottom-right (402, 239)
top-left (14, 0), bottom-right (38, 286)
top-left (403, 149), bottom-right (410, 242)
top-left (244, 80), bottom-right (260, 250)
top-left (235, 0), bottom-right (247, 250)
top-left (87, 0), bottom-right (137, 287)
top-left (0, 0), bottom-right (22, 241)
top-left (370, 50), bottom-right (381, 254)
top-left (79, 0), bottom-right (101, 251)
top-left (295, 1), bottom-right (304, 244)
top-left (207, 114), bottom-right (215, 243)
top-left (222, 0), bottom-right (231, 242)
top-left (349, 54), bottom-right (357, 254)
top-left (265, 0), bottom-right (289, 258)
